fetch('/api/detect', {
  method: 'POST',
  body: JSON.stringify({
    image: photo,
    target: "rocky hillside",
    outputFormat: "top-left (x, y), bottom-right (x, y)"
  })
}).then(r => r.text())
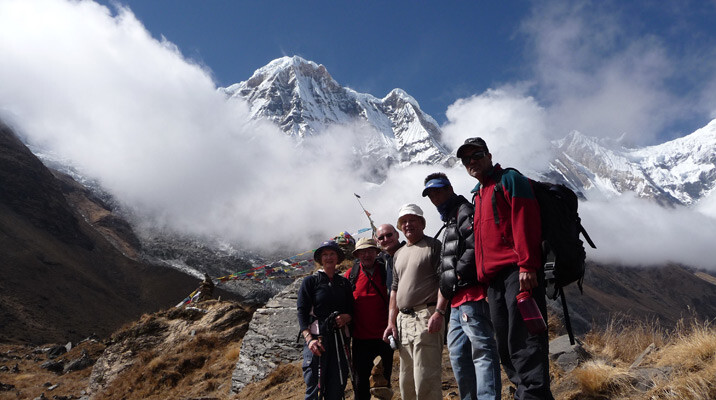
top-left (0, 121), bottom-right (228, 344)
top-left (1, 290), bottom-right (714, 400)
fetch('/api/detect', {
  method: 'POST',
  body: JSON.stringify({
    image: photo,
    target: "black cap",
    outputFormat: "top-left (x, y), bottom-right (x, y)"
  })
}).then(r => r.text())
top-left (456, 137), bottom-right (489, 158)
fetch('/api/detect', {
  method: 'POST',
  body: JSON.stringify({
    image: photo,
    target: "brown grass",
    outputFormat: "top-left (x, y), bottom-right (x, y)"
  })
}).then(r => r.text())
top-left (582, 314), bottom-right (667, 364)
top-left (100, 331), bottom-right (237, 399)
top-left (656, 320), bottom-right (716, 370)
top-left (648, 320), bottom-right (716, 400)
top-left (2, 304), bottom-right (714, 400)
top-left (572, 359), bottom-right (632, 397)
top-left (571, 317), bottom-right (716, 400)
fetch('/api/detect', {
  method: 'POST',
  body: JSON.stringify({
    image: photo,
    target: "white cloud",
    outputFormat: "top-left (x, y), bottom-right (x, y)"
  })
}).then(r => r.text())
top-left (1, 0), bottom-right (715, 272)
top-left (441, 87), bottom-right (554, 174)
top-left (0, 0), bottom-right (375, 251)
top-left (520, 0), bottom-right (716, 145)
top-left (581, 194), bottom-right (716, 268)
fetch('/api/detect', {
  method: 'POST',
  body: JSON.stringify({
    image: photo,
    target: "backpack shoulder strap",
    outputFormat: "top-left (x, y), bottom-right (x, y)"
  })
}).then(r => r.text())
top-left (434, 221), bottom-right (447, 240)
top-left (348, 263), bottom-right (360, 290)
top-left (491, 167), bottom-right (528, 225)
top-left (351, 261), bottom-right (389, 306)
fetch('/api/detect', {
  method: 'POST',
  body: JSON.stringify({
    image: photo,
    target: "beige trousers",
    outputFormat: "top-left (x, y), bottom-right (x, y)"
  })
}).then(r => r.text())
top-left (397, 306), bottom-right (444, 400)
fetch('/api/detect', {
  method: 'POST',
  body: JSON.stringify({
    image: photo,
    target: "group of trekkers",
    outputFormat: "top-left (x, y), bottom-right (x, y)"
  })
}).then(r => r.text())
top-left (297, 137), bottom-right (554, 400)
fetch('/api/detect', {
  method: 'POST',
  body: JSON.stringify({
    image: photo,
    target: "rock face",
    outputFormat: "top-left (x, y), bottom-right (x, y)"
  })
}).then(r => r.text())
top-left (224, 56), bottom-right (716, 204)
top-left (231, 277), bottom-right (305, 394)
top-left (221, 56), bottom-right (454, 179)
top-left (550, 120), bottom-right (716, 206)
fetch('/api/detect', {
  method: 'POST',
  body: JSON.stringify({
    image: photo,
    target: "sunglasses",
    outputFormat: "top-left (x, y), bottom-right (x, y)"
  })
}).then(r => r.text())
top-left (377, 232), bottom-right (394, 241)
top-left (461, 151), bottom-right (486, 166)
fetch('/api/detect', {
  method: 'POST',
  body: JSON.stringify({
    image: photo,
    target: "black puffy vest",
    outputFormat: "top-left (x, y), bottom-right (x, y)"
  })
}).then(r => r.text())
top-left (438, 195), bottom-right (478, 299)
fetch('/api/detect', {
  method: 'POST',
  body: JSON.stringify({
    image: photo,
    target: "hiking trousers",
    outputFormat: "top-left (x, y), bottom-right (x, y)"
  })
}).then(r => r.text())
top-left (488, 265), bottom-right (554, 400)
top-left (302, 336), bottom-right (348, 400)
top-left (397, 306), bottom-right (444, 400)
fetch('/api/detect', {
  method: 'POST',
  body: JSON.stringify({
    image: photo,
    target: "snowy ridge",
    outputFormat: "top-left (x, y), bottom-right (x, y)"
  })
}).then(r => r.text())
top-left (551, 121), bottom-right (716, 206)
top-left (220, 56), bottom-right (453, 173)
top-left (220, 56), bottom-right (716, 207)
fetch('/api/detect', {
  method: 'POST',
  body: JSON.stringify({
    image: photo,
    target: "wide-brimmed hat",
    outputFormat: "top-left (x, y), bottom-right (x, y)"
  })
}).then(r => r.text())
top-left (352, 237), bottom-right (380, 256)
top-left (396, 203), bottom-right (425, 231)
top-left (456, 137), bottom-right (489, 158)
top-left (314, 240), bottom-right (345, 263)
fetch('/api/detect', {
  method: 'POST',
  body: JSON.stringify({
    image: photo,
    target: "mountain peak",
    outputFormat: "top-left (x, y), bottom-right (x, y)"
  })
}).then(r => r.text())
top-left (220, 57), bottom-right (453, 173)
top-left (235, 55), bottom-right (337, 94)
top-left (383, 88), bottom-right (419, 108)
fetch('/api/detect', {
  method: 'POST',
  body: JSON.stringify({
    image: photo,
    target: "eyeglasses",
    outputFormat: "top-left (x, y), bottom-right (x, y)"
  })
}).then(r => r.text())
top-left (461, 151), bottom-right (486, 166)
top-left (377, 232), bottom-right (394, 241)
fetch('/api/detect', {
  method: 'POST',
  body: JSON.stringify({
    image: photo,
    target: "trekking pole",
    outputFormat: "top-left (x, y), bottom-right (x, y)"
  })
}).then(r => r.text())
top-left (333, 328), bottom-right (345, 386)
top-left (317, 335), bottom-right (324, 400)
top-left (337, 325), bottom-right (358, 392)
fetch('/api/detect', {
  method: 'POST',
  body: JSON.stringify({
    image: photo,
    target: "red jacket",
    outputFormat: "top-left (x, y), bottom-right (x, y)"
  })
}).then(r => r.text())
top-left (344, 263), bottom-right (389, 340)
top-left (472, 164), bottom-right (542, 283)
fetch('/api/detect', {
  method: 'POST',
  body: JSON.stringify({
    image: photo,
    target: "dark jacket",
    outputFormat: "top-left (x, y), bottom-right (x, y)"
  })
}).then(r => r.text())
top-left (438, 194), bottom-right (477, 299)
top-left (297, 270), bottom-right (354, 332)
top-left (379, 241), bottom-right (405, 296)
top-left (471, 164), bottom-right (542, 283)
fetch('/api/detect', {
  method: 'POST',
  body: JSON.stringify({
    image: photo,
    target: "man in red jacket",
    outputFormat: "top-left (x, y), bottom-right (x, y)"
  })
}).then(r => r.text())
top-left (345, 237), bottom-right (393, 400)
top-left (457, 137), bottom-right (554, 400)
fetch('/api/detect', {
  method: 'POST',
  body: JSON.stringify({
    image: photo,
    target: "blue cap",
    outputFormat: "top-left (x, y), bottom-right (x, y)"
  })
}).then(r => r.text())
top-left (422, 177), bottom-right (451, 197)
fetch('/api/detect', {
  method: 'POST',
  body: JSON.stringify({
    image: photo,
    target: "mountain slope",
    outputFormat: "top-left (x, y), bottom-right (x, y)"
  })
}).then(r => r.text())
top-left (551, 120), bottom-right (716, 206)
top-left (221, 56), bottom-right (454, 173)
top-left (0, 121), bottom-right (204, 344)
top-left (223, 56), bottom-right (716, 206)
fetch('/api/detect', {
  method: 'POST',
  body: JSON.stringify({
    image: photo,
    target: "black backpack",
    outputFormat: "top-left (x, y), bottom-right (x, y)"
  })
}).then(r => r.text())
top-left (492, 167), bottom-right (597, 344)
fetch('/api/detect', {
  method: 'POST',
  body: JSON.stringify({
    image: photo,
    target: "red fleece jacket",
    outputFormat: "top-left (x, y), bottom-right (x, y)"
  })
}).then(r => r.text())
top-left (472, 164), bottom-right (542, 283)
top-left (344, 264), bottom-right (389, 340)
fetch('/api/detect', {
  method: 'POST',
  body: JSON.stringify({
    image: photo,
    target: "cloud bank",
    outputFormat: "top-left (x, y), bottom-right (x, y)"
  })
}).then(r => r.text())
top-left (520, 0), bottom-right (716, 145)
top-left (1, 0), bottom-right (715, 269)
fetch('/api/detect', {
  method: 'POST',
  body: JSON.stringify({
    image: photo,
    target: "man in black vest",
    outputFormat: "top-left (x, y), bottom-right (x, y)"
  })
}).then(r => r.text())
top-left (423, 172), bottom-right (501, 400)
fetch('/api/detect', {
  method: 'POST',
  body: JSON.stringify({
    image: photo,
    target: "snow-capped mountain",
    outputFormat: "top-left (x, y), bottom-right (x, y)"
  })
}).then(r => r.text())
top-left (223, 56), bottom-right (715, 207)
top-left (221, 56), bottom-right (453, 170)
top-left (549, 120), bottom-right (716, 206)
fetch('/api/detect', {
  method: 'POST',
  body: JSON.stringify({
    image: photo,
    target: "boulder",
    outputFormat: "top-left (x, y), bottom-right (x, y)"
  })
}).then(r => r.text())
top-left (47, 345), bottom-right (67, 360)
top-left (64, 350), bottom-right (93, 373)
top-left (231, 277), bottom-right (305, 393)
top-left (40, 360), bottom-right (64, 374)
top-left (549, 334), bottom-right (591, 373)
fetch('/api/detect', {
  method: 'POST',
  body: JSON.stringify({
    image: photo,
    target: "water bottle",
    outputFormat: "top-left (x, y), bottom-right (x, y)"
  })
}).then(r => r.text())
top-left (516, 291), bottom-right (547, 335)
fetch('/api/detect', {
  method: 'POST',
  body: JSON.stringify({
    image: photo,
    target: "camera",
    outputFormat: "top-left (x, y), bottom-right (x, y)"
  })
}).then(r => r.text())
top-left (388, 335), bottom-right (398, 350)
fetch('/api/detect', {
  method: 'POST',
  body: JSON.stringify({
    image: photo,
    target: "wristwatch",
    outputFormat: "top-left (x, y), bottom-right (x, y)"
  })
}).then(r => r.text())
top-left (435, 308), bottom-right (446, 316)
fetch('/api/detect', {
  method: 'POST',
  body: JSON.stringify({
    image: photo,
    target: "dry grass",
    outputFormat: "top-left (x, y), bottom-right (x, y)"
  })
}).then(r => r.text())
top-left (655, 320), bottom-right (716, 370)
top-left (572, 359), bottom-right (632, 397)
top-left (582, 314), bottom-right (667, 364)
top-left (648, 320), bottom-right (716, 400)
top-left (100, 331), bottom-right (236, 399)
top-left (571, 317), bottom-right (716, 400)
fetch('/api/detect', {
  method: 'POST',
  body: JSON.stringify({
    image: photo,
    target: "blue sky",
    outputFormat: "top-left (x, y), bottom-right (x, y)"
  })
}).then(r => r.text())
top-left (2, 0), bottom-right (716, 266)
top-left (96, 1), bottom-right (529, 124)
top-left (93, 0), bottom-right (716, 144)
